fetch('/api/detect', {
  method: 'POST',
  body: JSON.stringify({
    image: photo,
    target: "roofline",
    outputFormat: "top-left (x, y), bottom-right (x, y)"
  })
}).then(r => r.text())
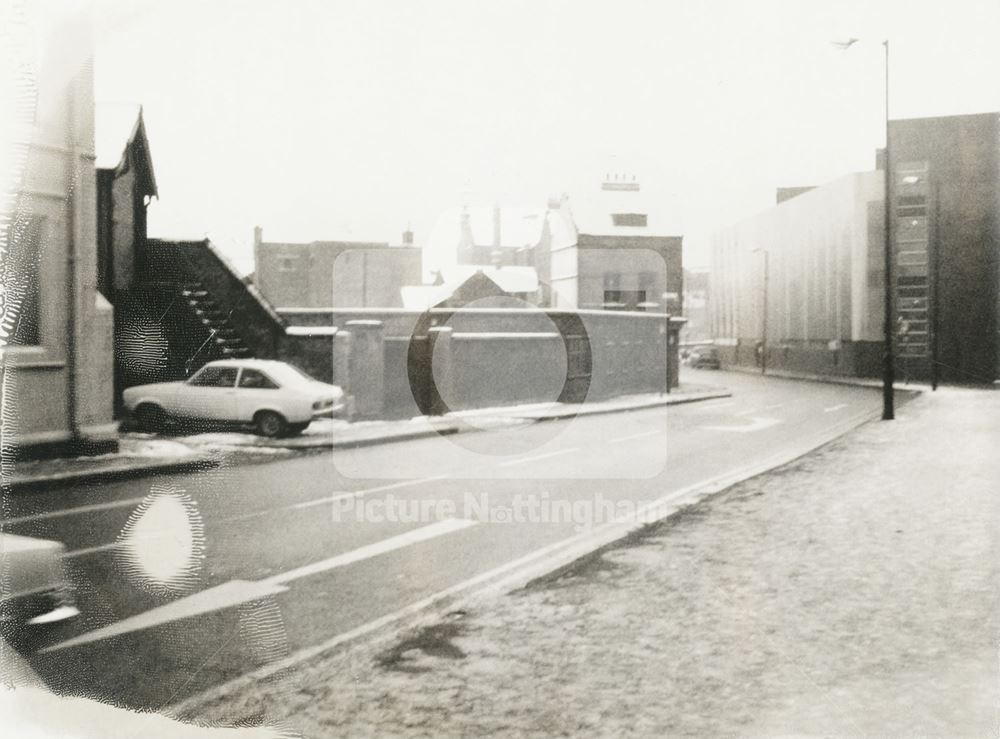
top-left (577, 232), bottom-right (684, 241)
top-left (889, 110), bottom-right (999, 125)
top-left (97, 107), bottom-right (158, 198)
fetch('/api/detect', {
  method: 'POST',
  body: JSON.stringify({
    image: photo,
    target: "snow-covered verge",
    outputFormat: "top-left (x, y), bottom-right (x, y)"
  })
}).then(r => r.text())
top-left (184, 387), bottom-right (999, 737)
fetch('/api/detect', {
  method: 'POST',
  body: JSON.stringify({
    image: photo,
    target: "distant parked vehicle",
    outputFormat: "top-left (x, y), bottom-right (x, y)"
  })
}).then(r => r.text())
top-left (0, 534), bottom-right (79, 626)
top-left (688, 346), bottom-right (721, 369)
top-left (122, 359), bottom-right (345, 437)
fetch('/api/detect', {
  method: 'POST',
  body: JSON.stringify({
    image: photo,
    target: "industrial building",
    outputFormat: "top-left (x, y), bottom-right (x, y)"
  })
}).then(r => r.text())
top-left (710, 112), bottom-right (999, 384)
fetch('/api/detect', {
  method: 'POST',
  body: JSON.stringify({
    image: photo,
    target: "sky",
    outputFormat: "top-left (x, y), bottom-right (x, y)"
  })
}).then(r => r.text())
top-left (10, 0), bottom-right (1000, 274)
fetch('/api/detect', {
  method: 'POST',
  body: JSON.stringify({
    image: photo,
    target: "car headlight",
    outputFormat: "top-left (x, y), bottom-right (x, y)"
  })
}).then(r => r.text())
top-left (312, 400), bottom-right (323, 410)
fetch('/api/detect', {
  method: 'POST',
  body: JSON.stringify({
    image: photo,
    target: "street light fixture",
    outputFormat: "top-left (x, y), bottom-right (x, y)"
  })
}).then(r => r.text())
top-left (837, 37), bottom-right (894, 420)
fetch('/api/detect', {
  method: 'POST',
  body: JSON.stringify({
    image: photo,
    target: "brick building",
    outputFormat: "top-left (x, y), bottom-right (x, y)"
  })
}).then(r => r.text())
top-left (887, 112), bottom-right (999, 384)
top-left (550, 175), bottom-right (684, 315)
top-left (253, 228), bottom-right (422, 309)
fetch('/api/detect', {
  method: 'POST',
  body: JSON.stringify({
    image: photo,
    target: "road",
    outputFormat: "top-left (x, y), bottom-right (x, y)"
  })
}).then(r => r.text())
top-left (2, 370), bottom-right (887, 711)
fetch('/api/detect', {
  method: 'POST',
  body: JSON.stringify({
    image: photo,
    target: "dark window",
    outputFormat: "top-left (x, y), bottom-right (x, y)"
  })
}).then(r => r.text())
top-left (238, 369), bottom-right (279, 389)
top-left (611, 213), bottom-right (647, 227)
top-left (603, 273), bottom-right (625, 308)
top-left (189, 366), bottom-right (239, 387)
top-left (566, 335), bottom-right (592, 379)
top-left (2, 213), bottom-right (43, 345)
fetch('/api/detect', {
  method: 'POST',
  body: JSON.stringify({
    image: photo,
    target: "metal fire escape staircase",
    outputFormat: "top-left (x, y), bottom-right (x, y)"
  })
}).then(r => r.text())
top-left (179, 282), bottom-right (252, 372)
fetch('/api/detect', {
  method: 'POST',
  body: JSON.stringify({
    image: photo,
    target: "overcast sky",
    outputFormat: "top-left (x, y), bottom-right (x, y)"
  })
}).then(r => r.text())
top-left (29, 1), bottom-right (1000, 272)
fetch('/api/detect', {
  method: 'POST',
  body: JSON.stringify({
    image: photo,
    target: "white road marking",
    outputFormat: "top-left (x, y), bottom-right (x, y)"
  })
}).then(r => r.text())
top-left (42, 518), bottom-right (478, 653)
top-left (228, 474), bottom-right (452, 521)
top-left (609, 430), bottom-right (663, 444)
top-left (496, 448), bottom-right (580, 468)
top-left (763, 403), bottom-right (786, 410)
top-left (63, 476), bottom-right (457, 556)
top-left (262, 518), bottom-right (478, 586)
top-left (702, 416), bottom-right (782, 433)
top-left (2, 496), bottom-right (147, 526)
top-left (64, 541), bottom-right (124, 559)
top-left (824, 403), bottom-right (849, 413)
top-left (40, 580), bottom-right (290, 653)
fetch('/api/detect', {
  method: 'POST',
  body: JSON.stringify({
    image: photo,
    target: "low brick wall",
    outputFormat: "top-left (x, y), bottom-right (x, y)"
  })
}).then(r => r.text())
top-left (279, 308), bottom-right (684, 418)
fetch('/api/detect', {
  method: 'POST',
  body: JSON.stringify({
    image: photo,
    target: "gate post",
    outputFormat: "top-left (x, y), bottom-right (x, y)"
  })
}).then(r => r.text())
top-left (333, 329), bottom-right (354, 418)
top-left (345, 319), bottom-right (384, 419)
top-left (427, 326), bottom-right (453, 415)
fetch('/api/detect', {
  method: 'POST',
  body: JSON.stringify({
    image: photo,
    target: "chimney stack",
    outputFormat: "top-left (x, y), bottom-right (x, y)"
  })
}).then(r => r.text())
top-left (253, 225), bottom-right (263, 247)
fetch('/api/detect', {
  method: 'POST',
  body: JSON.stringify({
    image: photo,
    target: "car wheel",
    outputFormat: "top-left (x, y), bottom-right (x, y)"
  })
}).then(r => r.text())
top-left (254, 410), bottom-right (287, 438)
top-left (134, 404), bottom-right (167, 433)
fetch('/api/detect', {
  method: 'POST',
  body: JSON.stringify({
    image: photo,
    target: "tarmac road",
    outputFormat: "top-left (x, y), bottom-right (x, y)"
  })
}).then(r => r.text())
top-left (1, 369), bottom-right (888, 711)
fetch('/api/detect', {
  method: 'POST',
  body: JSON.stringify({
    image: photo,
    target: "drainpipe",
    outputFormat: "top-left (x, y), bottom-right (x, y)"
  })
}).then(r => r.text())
top-left (65, 69), bottom-right (80, 443)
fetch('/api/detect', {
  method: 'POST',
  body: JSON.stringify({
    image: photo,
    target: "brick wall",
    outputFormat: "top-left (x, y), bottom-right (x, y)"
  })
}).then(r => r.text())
top-left (279, 308), bottom-right (683, 418)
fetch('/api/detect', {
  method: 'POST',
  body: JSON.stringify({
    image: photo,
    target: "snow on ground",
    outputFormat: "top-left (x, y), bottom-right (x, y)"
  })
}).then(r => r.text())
top-left (120, 438), bottom-right (200, 459)
top-left (185, 387), bottom-right (999, 737)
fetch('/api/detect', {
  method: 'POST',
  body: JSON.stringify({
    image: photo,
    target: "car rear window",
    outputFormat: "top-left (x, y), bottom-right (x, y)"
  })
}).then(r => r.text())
top-left (238, 369), bottom-right (280, 389)
top-left (189, 366), bottom-right (239, 387)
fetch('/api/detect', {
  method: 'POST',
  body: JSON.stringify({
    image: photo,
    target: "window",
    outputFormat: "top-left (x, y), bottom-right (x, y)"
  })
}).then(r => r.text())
top-left (238, 368), bottom-right (279, 389)
top-left (279, 256), bottom-right (297, 272)
top-left (611, 213), bottom-right (647, 227)
top-left (188, 365), bottom-right (239, 387)
top-left (2, 213), bottom-right (43, 345)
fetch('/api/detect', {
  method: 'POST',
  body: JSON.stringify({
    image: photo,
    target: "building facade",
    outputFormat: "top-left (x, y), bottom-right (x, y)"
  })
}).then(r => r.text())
top-left (887, 112), bottom-right (999, 384)
top-left (710, 171), bottom-right (886, 376)
top-left (550, 176), bottom-right (683, 315)
top-left (710, 111), bottom-right (1000, 383)
top-left (1, 10), bottom-right (117, 458)
top-left (95, 105), bottom-right (159, 414)
top-left (253, 228), bottom-right (422, 309)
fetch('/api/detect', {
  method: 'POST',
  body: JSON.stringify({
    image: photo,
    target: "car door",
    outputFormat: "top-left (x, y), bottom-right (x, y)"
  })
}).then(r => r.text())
top-left (174, 365), bottom-right (239, 421)
top-left (234, 368), bottom-right (283, 422)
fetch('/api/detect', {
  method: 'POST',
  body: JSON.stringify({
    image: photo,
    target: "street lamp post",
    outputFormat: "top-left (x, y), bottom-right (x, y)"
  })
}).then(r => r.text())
top-left (838, 37), bottom-right (894, 419)
top-left (881, 39), bottom-right (895, 420)
top-left (752, 247), bottom-right (769, 375)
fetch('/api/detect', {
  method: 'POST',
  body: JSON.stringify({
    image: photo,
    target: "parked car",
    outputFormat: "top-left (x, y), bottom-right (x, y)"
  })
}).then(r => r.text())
top-left (0, 533), bottom-right (79, 626)
top-left (688, 346), bottom-right (721, 369)
top-left (122, 359), bottom-right (345, 437)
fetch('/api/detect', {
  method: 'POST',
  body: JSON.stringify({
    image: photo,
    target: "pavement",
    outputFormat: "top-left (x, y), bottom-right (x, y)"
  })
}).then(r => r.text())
top-left (2, 383), bottom-right (730, 493)
top-left (174, 384), bottom-right (1000, 737)
top-left (722, 361), bottom-right (960, 392)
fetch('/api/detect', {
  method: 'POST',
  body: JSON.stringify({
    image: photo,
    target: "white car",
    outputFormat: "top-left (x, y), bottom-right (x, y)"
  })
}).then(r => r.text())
top-left (122, 359), bottom-right (345, 437)
top-left (0, 534), bottom-right (79, 626)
